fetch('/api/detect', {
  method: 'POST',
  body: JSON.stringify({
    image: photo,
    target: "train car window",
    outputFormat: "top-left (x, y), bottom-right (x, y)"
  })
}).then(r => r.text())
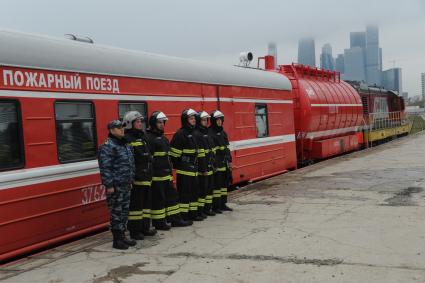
top-left (0, 101), bottom-right (24, 170)
top-left (118, 102), bottom-right (148, 130)
top-left (255, 104), bottom-right (269, 138)
top-left (55, 101), bottom-right (97, 163)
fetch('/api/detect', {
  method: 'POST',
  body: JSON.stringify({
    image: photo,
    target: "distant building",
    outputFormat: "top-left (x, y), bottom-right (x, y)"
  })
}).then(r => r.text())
top-left (365, 25), bottom-right (382, 86)
top-left (350, 32), bottom-right (366, 48)
top-left (335, 54), bottom-right (345, 74)
top-left (298, 38), bottom-right (316, 67)
top-left (402, 92), bottom-right (408, 101)
top-left (320, 43), bottom-right (335, 70)
top-left (421, 73), bottom-right (425, 101)
top-left (267, 42), bottom-right (277, 67)
top-left (343, 47), bottom-right (366, 82)
top-left (382, 68), bottom-right (402, 94)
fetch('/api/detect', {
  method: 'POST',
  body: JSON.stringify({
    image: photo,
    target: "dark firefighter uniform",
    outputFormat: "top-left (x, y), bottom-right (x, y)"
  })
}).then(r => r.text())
top-left (146, 111), bottom-right (192, 230)
top-left (123, 111), bottom-right (157, 240)
top-left (193, 111), bottom-right (216, 216)
top-left (170, 109), bottom-right (204, 221)
top-left (209, 110), bottom-right (233, 212)
top-left (98, 120), bottom-right (137, 249)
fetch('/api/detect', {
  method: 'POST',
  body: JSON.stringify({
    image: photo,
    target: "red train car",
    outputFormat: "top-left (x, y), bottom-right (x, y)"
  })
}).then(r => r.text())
top-left (278, 63), bottom-right (363, 164)
top-left (0, 30), bottom-right (296, 261)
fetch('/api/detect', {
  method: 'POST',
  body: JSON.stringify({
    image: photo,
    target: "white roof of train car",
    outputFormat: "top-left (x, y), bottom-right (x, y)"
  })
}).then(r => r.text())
top-left (0, 30), bottom-right (292, 91)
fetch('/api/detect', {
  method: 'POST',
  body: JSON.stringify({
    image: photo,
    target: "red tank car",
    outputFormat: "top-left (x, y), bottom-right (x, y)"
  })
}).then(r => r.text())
top-left (278, 64), bottom-right (364, 163)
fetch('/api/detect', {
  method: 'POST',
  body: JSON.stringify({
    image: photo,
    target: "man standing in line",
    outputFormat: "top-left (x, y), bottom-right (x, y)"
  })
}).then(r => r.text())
top-left (98, 120), bottom-right (137, 250)
top-left (123, 111), bottom-right (157, 240)
top-left (193, 111), bottom-right (216, 217)
top-left (209, 110), bottom-right (233, 212)
top-left (170, 109), bottom-right (204, 222)
top-left (146, 111), bottom-right (192, 229)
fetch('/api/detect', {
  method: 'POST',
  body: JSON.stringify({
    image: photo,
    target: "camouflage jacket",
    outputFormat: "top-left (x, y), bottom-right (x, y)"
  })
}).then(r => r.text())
top-left (98, 134), bottom-right (135, 189)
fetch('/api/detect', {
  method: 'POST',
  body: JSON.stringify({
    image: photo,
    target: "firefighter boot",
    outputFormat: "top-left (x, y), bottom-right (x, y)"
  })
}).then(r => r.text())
top-left (130, 231), bottom-right (144, 240)
top-left (121, 231), bottom-right (137, 246)
top-left (142, 219), bottom-right (157, 236)
top-left (189, 210), bottom-right (204, 221)
top-left (154, 220), bottom-right (171, 231)
top-left (112, 230), bottom-right (129, 250)
top-left (171, 218), bottom-right (193, 227)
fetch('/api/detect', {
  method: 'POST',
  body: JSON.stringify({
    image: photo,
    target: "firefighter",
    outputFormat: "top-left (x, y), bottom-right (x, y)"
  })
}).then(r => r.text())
top-left (209, 110), bottom-right (233, 212)
top-left (193, 111), bottom-right (216, 217)
top-left (170, 109), bottom-right (204, 221)
top-left (98, 120), bottom-right (137, 250)
top-left (123, 111), bottom-right (157, 240)
top-left (146, 111), bottom-right (192, 229)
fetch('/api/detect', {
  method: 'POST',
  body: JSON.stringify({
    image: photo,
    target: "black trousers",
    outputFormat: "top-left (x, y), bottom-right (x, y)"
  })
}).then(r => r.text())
top-left (204, 173), bottom-right (214, 211)
top-left (127, 183), bottom-right (151, 233)
top-left (198, 174), bottom-right (209, 213)
top-left (151, 179), bottom-right (181, 225)
top-left (213, 171), bottom-right (228, 209)
top-left (176, 173), bottom-right (199, 220)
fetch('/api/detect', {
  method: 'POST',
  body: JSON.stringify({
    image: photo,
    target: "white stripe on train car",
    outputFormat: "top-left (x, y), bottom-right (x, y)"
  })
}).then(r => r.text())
top-left (230, 134), bottom-right (295, 151)
top-left (0, 160), bottom-right (100, 190)
top-left (0, 90), bottom-right (293, 104)
top-left (305, 126), bottom-right (360, 139)
top-left (0, 135), bottom-right (296, 190)
top-left (310, 104), bottom-right (363, 107)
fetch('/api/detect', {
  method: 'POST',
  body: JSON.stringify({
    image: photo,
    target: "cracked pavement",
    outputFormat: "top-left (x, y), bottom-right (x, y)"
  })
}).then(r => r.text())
top-left (2, 133), bottom-right (425, 282)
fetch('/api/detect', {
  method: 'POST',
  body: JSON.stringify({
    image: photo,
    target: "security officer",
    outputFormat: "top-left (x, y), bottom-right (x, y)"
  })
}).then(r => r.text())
top-left (98, 120), bottom-right (137, 250)
top-left (209, 110), bottom-right (233, 212)
top-left (123, 111), bottom-right (157, 240)
top-left (146, 111), bottom-right (192, 229)
top-left (170, 109), bottom-right (204, 221)
top-left (193, 111), bottom-right (216, 217)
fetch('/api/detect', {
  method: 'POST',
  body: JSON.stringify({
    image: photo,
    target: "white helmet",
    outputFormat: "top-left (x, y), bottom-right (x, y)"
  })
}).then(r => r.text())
top-left (123, 111), bottom-right (143, 129)
top-left (212, 110), bottom-right (224, 118)
top-left (199, 111), bottom-right (211, 119)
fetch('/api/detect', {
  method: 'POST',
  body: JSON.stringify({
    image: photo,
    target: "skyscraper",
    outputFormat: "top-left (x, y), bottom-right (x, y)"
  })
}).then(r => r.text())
top-left (335, 54), bottom-right (345, 74)
top-left (320, 43), bottom-right (335, 71)
top-left (382, 68), bottom-right (402, 94)
top-left (365, 25), bottom-right (382, 86)
top-left (298, 38), bottom-right (316, 67)
top-left (350, 32), bottom-right (366, 48)
top-left (343, 47), bottom-right (366, 82)
top-left (421, 73), bottom-right (425, 101)
top-left (267, 42), bottom-right (277, 67)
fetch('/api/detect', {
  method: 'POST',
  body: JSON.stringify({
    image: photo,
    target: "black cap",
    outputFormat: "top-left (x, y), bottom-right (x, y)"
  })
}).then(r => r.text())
top-left (107, 120), bottom-right (123, 130)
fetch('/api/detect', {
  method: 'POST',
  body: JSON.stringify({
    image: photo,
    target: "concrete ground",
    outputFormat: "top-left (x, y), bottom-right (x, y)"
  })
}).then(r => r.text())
top-left (2, 133), bottom-right (425, 283)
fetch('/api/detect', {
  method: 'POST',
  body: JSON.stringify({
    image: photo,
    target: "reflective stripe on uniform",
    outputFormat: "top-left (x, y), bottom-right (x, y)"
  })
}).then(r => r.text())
top-left (153, 151), bottom-right (168, 157)
top-left (221, 188), bottom-right (228, 196)
top-left (189, 202), bottom-right (199, 211)
top-left (216, 167), bottom-right (226, 172)
top-left (166, 204), bottom-right (181, 216)
top-left (205, 195), bottom-right (213, 204)
top-left (134, 180), bottom-right (152, 186)
top-left (151, 209), bottom-right (166, 220)
top-left (143, 208), bottom-right (151, 218)
top-left (198, 198), bottom-right (205, 207)
top-left (129, 141), bottom-right (144, 147)
top-left (170, 147), bottom-right (182, 157)
top-left (128, 210), bottom-right (143, 220)
top-left (182, 149), bottom-right (196, 154)
top-left (152, 175), bottom-right (173, 181)
top-left (176, 170), bottom-right (198, 176)
top-left (213, 189), bottom-right (221, 198)
top-left (128, 215), bottom-right (143, 220)
top-left (179, 203), bottom-right (190, 213)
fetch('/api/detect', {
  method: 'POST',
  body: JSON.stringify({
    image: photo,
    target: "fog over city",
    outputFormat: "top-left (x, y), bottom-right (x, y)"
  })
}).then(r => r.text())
top-left (1, 0), bottom-right (424, 96)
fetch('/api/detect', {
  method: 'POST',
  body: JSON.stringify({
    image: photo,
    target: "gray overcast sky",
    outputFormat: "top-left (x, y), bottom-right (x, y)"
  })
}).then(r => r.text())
top-left (0, 0), bottom-right (424, 96)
